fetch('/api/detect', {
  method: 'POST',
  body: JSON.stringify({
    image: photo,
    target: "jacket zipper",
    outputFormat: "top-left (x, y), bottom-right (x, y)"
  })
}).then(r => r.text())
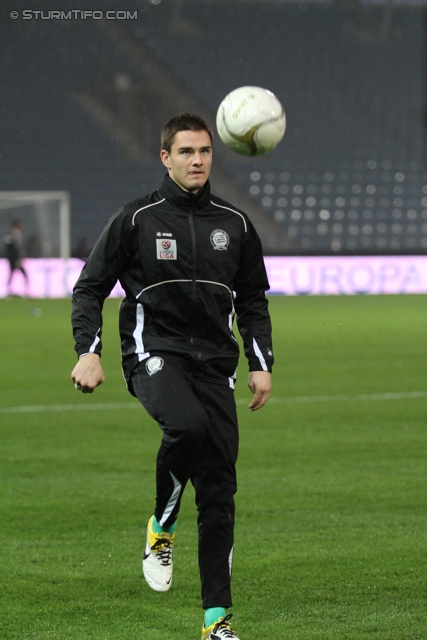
top-left (188, 209), bottom-right (202, 359)
top-left (188, 208), bottom-right (197, 301)
top-left (189, 209), bottom-right (197, 348)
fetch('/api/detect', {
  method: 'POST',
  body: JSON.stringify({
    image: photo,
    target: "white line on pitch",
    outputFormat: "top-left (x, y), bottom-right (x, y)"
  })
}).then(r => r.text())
top-left (0, 391), bottom-right (426, 414)
top-left (0, 402), bottom-right (140, 414)
top-left (257, 391), bottom-right (427, 405)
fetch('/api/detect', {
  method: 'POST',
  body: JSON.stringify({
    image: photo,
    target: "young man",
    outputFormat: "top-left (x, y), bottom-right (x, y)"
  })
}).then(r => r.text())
top-left (71, 113), bottom-right (273, 640)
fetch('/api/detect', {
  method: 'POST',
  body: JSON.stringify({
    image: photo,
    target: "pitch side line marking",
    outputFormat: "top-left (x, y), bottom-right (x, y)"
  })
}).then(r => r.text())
top-left (262, 391), bottom-right (427, 404)
top-left (0, 391), bottom-right (426, 414)
top-left (0, 402), bottom-right (140, 414)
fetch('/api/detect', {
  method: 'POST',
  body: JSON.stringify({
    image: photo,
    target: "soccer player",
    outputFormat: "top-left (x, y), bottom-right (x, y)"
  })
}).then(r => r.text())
top-left (71, 113), bottom-right (273, 640)
top-left (3, 220), bottom-right (28, 296)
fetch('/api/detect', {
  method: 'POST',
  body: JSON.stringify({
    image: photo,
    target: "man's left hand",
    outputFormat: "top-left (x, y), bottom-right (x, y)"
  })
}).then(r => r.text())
top-left (248, 371), bottom-right (271, 411)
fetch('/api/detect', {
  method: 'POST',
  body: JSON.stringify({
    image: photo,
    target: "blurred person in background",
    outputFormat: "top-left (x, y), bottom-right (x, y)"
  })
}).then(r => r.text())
top-left (3, 219), bottom-right (28, 296)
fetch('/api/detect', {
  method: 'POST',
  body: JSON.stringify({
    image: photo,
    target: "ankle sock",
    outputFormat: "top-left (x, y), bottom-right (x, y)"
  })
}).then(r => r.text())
top-left (152, 515), bottom-right (176, 535)
top-left (204, 607), bottom-right (226, 628)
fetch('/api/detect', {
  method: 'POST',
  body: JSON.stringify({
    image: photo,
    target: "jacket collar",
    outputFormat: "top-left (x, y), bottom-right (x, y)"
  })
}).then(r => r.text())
top-left (159, 174), bottom-right (211, 212)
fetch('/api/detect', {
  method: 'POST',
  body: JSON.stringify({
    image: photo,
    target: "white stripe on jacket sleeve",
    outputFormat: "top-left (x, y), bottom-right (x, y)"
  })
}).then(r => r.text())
top-left (252, 337), bottom-right (268, 372)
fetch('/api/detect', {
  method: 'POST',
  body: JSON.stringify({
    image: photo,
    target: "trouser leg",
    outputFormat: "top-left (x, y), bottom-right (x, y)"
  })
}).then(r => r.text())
top-left (7, 261), bottom-right (13, 288)
top-left (190, 381), bottom-right (239, 609)
top-left (131, 358), bottom-right (239, 608)
top-left (131, 356), bottom-right (210, 527)
top-left (19, 264), bottom-right (28, 285)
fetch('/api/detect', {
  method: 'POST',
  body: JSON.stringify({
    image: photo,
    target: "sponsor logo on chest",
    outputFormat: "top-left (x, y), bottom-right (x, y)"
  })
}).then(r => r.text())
top-left (156, 238), bottom-right (177, 260)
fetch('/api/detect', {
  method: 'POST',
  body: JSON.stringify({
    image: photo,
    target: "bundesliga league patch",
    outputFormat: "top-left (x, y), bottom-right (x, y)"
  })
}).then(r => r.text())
top-left (156, 238), bottom-right (177, 260)
top-left (210, 229), bottom-right (229, 251)
top-left (145, 356), bottom-right (164, 376)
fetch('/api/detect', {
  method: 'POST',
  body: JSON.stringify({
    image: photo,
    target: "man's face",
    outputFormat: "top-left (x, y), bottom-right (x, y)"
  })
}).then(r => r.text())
top-left (160, 129), bottom-right (212, 193)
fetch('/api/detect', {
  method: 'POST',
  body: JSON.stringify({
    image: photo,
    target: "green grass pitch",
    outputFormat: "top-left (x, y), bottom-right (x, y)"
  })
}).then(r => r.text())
top-left (1, 294), bottom-right (426, 639)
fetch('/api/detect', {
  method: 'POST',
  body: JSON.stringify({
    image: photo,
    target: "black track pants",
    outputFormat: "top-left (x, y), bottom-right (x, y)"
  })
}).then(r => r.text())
top-left (131, 355), bottom-right (239, 608)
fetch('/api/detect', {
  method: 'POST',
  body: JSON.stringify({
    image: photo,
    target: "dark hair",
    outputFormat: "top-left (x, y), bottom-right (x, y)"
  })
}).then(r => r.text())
top-left (161, 113), bottom-right (213, 153)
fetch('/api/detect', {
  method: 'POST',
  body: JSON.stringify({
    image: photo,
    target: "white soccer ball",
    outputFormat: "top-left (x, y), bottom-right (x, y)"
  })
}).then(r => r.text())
top-left (216, 86), bottom-right (286, 156)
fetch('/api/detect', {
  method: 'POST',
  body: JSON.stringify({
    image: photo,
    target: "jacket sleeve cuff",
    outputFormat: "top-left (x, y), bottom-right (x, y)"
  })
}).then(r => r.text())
top-left (248, 361), bottom-right (273, 373)
top-left (76, 349), bottom-right (101, 359)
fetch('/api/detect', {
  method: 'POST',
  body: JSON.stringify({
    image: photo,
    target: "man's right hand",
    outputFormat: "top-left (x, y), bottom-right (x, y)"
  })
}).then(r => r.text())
top-left (71, 353), bottom-right (105, 394)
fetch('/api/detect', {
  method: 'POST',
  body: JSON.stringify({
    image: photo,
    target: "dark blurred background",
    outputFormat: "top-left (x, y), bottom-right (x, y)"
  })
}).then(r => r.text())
top-left (0, 0), bottom-right (426, 255)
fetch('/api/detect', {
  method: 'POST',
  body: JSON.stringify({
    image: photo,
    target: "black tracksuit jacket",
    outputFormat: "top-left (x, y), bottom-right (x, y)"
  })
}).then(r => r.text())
top-left (72, 175), bottom-right (274, 394)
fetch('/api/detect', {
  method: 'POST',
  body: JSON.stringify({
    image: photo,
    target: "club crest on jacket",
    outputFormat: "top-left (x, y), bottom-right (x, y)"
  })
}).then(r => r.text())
top-left (210, 229), bottom-right (229, 251)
